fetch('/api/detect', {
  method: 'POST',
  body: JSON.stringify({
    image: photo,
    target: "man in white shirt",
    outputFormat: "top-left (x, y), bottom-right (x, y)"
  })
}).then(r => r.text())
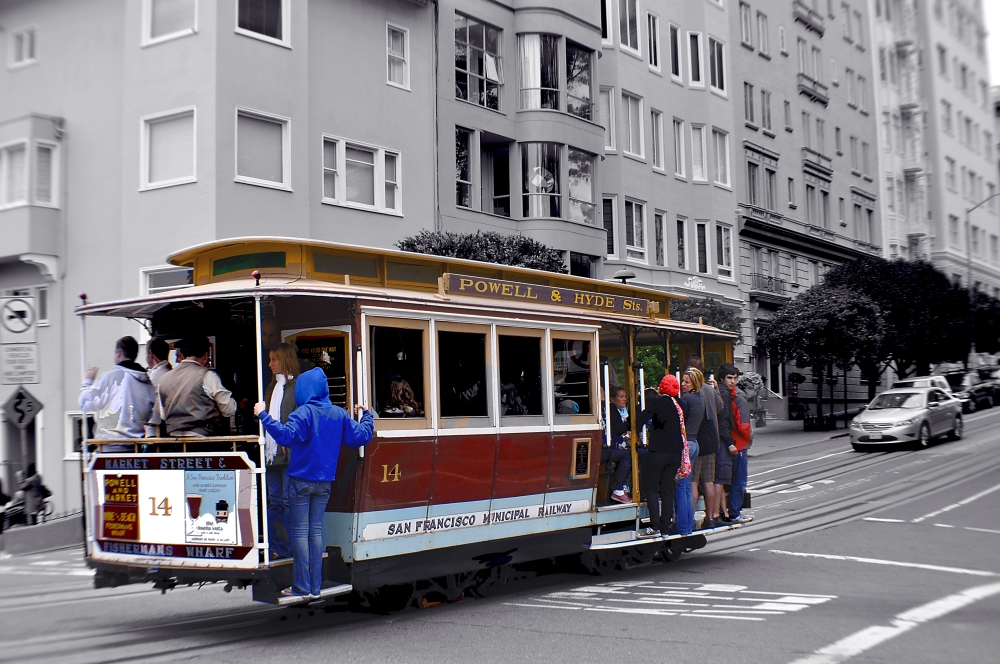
top-left (153, 336), bottom-right (236, 437)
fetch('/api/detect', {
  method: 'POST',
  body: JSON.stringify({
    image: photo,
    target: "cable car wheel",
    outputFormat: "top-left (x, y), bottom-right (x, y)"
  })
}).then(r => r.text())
top-left (659, 541), bottom-right (683, 562)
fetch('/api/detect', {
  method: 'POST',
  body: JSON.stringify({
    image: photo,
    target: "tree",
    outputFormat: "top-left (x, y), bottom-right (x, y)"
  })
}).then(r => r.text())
top-left (397, 230), bottom-right (568, 273)
top-left (669, 297), bottom-right (745, 346)
top-left (757, 284), bottom-right (884, 414)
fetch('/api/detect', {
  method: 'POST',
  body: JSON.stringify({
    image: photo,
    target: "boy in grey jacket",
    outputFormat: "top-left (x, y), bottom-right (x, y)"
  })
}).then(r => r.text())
top-left (80, 336), bottom-right (155, 451)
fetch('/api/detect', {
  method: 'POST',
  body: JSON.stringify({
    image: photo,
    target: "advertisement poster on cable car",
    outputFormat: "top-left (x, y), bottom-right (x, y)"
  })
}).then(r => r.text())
top-left (87, 453), bottom-right (259, 569)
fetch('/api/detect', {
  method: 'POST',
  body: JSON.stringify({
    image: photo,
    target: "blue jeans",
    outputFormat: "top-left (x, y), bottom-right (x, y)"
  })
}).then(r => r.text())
top-left (287, 476), bottom-right (331, 597)
top-left (266, 465), bottom-right (290, 557)
top-left (728, 449), bottom-right (748, 517)
top-left (673, 440), bottom-right (698, 535)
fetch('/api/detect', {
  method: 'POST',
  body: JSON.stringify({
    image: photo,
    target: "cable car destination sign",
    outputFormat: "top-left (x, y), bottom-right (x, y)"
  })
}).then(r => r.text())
top-left (444, 273), bottom-right (652, 315)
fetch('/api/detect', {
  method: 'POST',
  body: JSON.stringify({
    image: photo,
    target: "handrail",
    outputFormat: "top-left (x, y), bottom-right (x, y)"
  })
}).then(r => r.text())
top-left (88, 435), bottom-right (261, 454)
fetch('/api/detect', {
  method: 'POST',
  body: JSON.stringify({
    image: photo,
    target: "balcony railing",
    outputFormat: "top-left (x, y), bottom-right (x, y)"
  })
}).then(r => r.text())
top-left (749, 273), bottom-right (787, 296)
top-left (793, 0), bottom-right (825, 36)
top-left (797, 73), bottom-right (830, 106)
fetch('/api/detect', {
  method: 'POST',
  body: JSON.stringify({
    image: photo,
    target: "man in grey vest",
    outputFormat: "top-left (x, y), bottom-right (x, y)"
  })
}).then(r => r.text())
top-left (155, 336), bottom-right (236, 436)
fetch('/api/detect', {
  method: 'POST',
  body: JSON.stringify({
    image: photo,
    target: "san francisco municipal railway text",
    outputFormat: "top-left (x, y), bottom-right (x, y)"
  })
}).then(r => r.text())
top-left (374, 500), bottom-right (589, 538)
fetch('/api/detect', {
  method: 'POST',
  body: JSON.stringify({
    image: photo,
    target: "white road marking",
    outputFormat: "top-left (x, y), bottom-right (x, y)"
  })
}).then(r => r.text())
top-left (769, 549), bottom-right (999, 577)
top-left (933, 523), bottom-right (955, 528)
top-left (787, 581), bottom-right (1000, 664)
top-left (964, 526), bottom-right (1000, 535)
top-left (911, 481), bottom-right (1000, 522)
top-left (863, 517), bottom-right (906, 523)
top-left (748, 451), bottom-right (852, 479)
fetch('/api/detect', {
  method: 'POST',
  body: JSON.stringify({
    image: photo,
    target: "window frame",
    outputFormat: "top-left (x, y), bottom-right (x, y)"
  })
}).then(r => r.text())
top-left (551, 330), bottom-right (599, 427)
top-left (234, 107), bottom-right (290, 191)
top-left (567, 146), bottom-right (597, 225)
top-left (321, 133), bottom-right (402, 215)
top-left (7, 25), bottom-right (37, 69)
top-left (454, 13), bottom-right (504, 112)
top-left (676, 216), bottom-right (688, 270)
top-left (715, 223), bottom-right (734, 280)
top-left (386, 23), bottom-right (410, 91)
top-left (712, 127), bottom-right (730, 188)
top-left (624, 198), bottom-right (647, 263)
top-left (35, 285), bottom-right (49, 326)
top-left (599, 86), bottom-right (616, 152)
top-left (0, 139), bottom-right (30, 209)
top-left (366, 316), bottom-right (432, 433)
top-left (647, 11), bottom-right (661, 72)
top-left (740, 2), bottom-right (753, 47)
top-left (497, 325), bottom-right (549, 427)
top-left (32, 140), bottom-right (59, 208)
top-left (695, 220), bottom-right (709, 274)
top-left (757, 11), bottom-right (769, 56)
top-left (690, 124), bottom-right (707, 182)
top-left (603, 195), bottom-right (619, 259)
top-left (654, 210), bottom-right (667, 267)
top-left (621, 91), bottom-right (645, 159)
top-left (708, 36), bottom-right (726, 96)
top-left (140, 105), bottom-right (197, 192)
top-left (687, 31), bottom-right (704, 88)
top-left (668, 23), bottom-right (682, 82)
top-left (672, 117), bottom-right (686, 179)
top-left (234, 0), bottom-right (290, 49)
top-left (436, 320), bottom-right (495, 430)
top-left (601, 0), bottom-right (615, 46)
top-left (618, 0), bottom-right (641, 57)
top-left (64, 411), bottom-right (95, 461)
top-left (141, 0), bottom-right (199, 47)
top-left (650, 109), bottom-right (665, 171)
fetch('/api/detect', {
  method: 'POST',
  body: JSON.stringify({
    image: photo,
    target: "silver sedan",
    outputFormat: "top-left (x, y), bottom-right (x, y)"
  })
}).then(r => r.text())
top-left (849, 387), bottom-right (963, 451)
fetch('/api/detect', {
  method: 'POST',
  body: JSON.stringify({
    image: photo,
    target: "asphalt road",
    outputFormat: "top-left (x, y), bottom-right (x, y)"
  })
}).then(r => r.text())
top-left (2, 410), bottom-right (999, 664)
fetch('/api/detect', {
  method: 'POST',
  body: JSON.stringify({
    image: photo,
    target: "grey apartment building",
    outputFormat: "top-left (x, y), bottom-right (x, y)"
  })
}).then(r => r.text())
top-left (870, 0), bottom-right (998, 298)
top-left (729, 0), bottom-right (882, 417)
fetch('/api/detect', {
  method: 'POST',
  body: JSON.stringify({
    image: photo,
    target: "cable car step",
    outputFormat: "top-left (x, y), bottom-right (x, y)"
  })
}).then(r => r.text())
top-left (589, 522), bottom-right (746, 549)
top-left (276, 583), bottom-right (353, 606)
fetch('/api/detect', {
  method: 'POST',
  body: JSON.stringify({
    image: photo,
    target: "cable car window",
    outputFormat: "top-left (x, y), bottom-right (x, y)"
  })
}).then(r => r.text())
top-left (498, 334), bottom-right (543, 417)
top-left (438, 330), bottom-right (488, 418)
top-left (552, 337), bottom-right (593, 416)
top-left (370, 325), bottom-right (427, 423)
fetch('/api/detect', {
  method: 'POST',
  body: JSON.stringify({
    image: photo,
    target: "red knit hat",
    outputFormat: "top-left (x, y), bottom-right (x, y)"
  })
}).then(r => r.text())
top-left (659, 374), bottom-right (680, 397)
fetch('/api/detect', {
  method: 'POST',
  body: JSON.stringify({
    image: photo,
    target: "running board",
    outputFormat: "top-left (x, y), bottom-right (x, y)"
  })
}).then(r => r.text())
top-left (276, 583), bottom-right (353, 606)
top-left (589, 522), bottom-right (746, 549)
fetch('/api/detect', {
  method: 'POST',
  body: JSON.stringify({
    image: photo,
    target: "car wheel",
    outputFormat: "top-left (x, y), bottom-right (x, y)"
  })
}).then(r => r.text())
top-left (917, 422), bottom-right (931, 448)
top-left (966, 399), bottom-right (976, 414)
top-left (986, 395), bottom-right (994, 409)
top-left (948, 414), bottom-right (963, 441)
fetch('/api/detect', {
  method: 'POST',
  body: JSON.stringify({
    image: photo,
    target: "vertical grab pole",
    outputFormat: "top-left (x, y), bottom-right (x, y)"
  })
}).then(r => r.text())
top-left (252, 271), bottom-right (270, 567)
top-left (355, 345), bottom-right (365, 458)
top-left (627, 326), bottom-right (640, 506)
top-left (638, 363), bottom-right (646, 446)
top-left (78, 294), bottom-right (91, 558)
top-left (602, 361), bottom-right (612, 448)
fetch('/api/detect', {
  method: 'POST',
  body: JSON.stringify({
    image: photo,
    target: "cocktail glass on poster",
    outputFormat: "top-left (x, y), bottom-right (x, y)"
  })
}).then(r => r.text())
top-left (183, 471), bottom-right (238, 545)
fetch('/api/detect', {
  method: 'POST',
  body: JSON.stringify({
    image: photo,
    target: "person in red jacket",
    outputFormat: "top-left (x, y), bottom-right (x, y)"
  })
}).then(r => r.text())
top-left (717, 364), bottom-right (753, 524)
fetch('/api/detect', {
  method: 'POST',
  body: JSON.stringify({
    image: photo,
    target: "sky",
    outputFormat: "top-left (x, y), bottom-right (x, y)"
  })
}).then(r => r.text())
top-left (988, 1), bottom-right (1000, 85)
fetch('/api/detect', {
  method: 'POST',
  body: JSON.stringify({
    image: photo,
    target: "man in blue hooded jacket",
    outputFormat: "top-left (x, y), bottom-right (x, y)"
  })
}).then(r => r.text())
top-left (254, 367), bottom-right (374, 599)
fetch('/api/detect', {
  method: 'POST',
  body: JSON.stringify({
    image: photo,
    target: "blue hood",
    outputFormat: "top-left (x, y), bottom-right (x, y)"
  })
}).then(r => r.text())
top-left (295, 367), bottom-right (330, 407)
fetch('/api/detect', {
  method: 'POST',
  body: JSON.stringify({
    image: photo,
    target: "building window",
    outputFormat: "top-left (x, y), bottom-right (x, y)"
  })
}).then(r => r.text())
top-left (34, 285), bottom-right (49, 326)
top-left (621, 92), bottom-right (644, 157)
top-left (938, 44), bottom-right (948, 77)
top-left (806, 184), bottom-right (817, 223)
top-left (778, 26), bottom-right (786, 54)
top-left (853, 9), bottom-right (864, 47)
top-left (481, 140), bottom-right (511, 217)
top-left (886, 178), bottom-right (895, 211)
top-left (708, 37), bottom-right (726, 93)
top-left (688, 32), bottom-right (703, 86)
top-left (0, 141), bottom-right (28, 207)
top-left (816, 118), bottom-right (825, 153)
top-left (858, 75), bottom-right (867, 111)
top-left (570, 252), bottom-right (598, 278)
top-left (801, 111), bottom-right (811, 148)
top-left (600, 87), bottom-right (615, 150)
top-left (787, 177), bottom-right (795, 206)
top-left (760, 90), bottom-right (772, 131)
top-left (323, 135), bottom-right (400, 213)
top-left (744, 82), bottom-right (756, 124)
top-left (141, 107), bottom-right (196, 190)
top-left (566, 42), bottom-right (594, 120)
top-left (386, 24), bottom-right (409, 89)
top-left (34, 142), bottom-right (57, 207)
top-left (846, 67), bottom-right (855, 105)
top-left (862, 141), bottom-right (870, 175)
top-left (521, 142), bottom-right (560, 218)
top-left (740, 3), bottom-right (753, 46)
top-left (812, 46), bottom-right (823, 82)
top-left (603, 196), bottom-right (617, 257)
top-left (747, 162), bottom-right (759, 206)
top-left (455, 128), bottom-right (472, 208)
top-left (624, 199), bottom-right (645, 261)
top-left (854, 204), bottom-right (865, 241)
top-left (849, 135), bottom-right (858, 170)
top-left (647, 13), bottom-right (661, 71)
top-left (618, 0), bottom-right (640, 53)
top-left (821, 190), bottom-right (830, 227)
top-left (764, 168), bottom-right (776, 210)
top-left (568, 147), bottom-right (596, 225)
top-left (839, 196), bottom-right (845, 223)
top-left (673, 118), bottom-right (685, 177)
top-left (696, 221), bottom-right (708, 273)
top-left (669, 24), bottom-right (682, 79)
top-left (143, 0), bottom-right (197, 45)
top-left (651, 110), bottom-right (664, 170)
top-left (835, 126), bottom-right (842, 153)
top-left (831, 58), bottom-right (838, 83)
top-left (797, 38), bottom-right (807, 75)
top-left (757, 12), bottom-right (769, 55)
top-left (676, 217), bottom-right (687, 269)
top-left (949, 215), bottom-right (959, 246)
top-left (654, 211), bottom-right (666, 266)
top-left (784, 100), bottom-right (792, 130)
top-left (519, 34), bottom-right (559, 110)
top-left (235, 109), bottom-right (289, 190)
top-left (691, 125), bottom-right (707, 181)
top-left (946, 157), bottom-right (956, 190)
top-left (601, 0), bottom-right (614, 45)
top-left (8, 26), bottom-right (36, 66)
top-left (143, 265), bottom-right (195, 295)
top-left (236, 0), bottom-right (288, 46)
top-left (712, 128), bottom-right (729, 186)
top-left (716, 225), bottom-right (733, 278)
top-left (455, 15), bottom-right (503, 111)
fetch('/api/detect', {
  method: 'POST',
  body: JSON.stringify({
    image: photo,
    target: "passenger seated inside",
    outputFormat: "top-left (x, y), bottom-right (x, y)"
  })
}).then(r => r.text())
top-left (154, 336), bottom-right (237, 437)
top-left (501, 382), bottom-right (529, 416)
top-left (380, 376), bottom-right (424, 418)
top-left (603, 385), bottom-right (633, 504)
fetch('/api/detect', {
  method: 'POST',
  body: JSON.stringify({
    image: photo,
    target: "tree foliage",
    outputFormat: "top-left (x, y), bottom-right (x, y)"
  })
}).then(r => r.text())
top-left (397, 230), bottom-right (568, 273)
top-left (669, 297), bottom-right (745, 346)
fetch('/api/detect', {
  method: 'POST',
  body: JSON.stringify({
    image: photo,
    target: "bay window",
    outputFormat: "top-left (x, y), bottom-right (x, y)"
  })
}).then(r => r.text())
top-left (625, 199), bottom-right (645, 261)
top-left (521, 142), bottom-right (560, 218)
top-left (566, 42), bottom-right (594, 120)
top-left (519, 34), bottom-right (559, 110)
top-left (716, 225), bottom-right (733, 278)
top-left (455, 14), bottom-right (504, 111)
top-left (568, 147), bottom-right (596, 225)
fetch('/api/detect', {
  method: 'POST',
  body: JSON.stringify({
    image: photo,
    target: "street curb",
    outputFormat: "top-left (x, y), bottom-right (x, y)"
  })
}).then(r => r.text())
top-left (0, 515), bottom-right (83, 556)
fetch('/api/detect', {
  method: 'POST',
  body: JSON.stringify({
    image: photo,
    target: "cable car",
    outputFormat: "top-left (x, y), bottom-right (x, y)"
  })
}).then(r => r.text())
top-left (77, 237), bottom-right (745, 608)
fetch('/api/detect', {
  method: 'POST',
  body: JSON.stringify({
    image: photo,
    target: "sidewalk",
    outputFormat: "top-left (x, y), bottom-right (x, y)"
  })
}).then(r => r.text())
top-left (748, 418), bottom-right (850, 458)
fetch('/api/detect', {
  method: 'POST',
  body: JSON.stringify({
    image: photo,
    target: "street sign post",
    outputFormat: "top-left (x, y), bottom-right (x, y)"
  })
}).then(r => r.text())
top-left (2, 344), bottom-right (39, 385)
top-left (0, 297), bottom-right (37, 345)
top-left (2, 386), bottom-right (42, 471)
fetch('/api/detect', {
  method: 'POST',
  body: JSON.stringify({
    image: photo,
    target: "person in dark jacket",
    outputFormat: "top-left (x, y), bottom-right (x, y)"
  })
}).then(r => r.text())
top-left (676, 370), bottom-right (705, 535)
top-left (606, 386), bottom-right (634, 503)
top-left (635, 375), bottom-right (686, 538)
top-left (262, 343), bottom-right (301, 559)
top-left (255, 368), bottom-right (374, 600)
top-left (21, 464), bottom-right (44, 526)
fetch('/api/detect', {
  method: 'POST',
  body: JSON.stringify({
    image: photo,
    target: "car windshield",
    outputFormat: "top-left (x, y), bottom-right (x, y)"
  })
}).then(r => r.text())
top-left (870, 392), bottom-right (924, 410)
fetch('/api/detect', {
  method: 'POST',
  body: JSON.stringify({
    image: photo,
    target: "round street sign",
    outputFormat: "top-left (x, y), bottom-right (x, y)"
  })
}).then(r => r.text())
top-left (1, 299), bottom-right (35, 334)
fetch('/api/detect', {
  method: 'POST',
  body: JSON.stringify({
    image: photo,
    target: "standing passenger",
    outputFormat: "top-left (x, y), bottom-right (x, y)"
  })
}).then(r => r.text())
top-left (636, 376), bottom-right (685, 538)
top-left (156, 336), bottom-right (236, 437)
top-left (607, 386), bottom-right (634, 503)
top-left (262, 343), bottom-right (302, 559)
top-left (255, 368), bottom-right (374, 600)
top-left (146, 338), bottom-right (172, 389)
top-left (719, 364), bottom-right (753, 524)
top-left (80, 336), bottom-right (155, 452)
top-left (676, 370), bottom-right (705, 535)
